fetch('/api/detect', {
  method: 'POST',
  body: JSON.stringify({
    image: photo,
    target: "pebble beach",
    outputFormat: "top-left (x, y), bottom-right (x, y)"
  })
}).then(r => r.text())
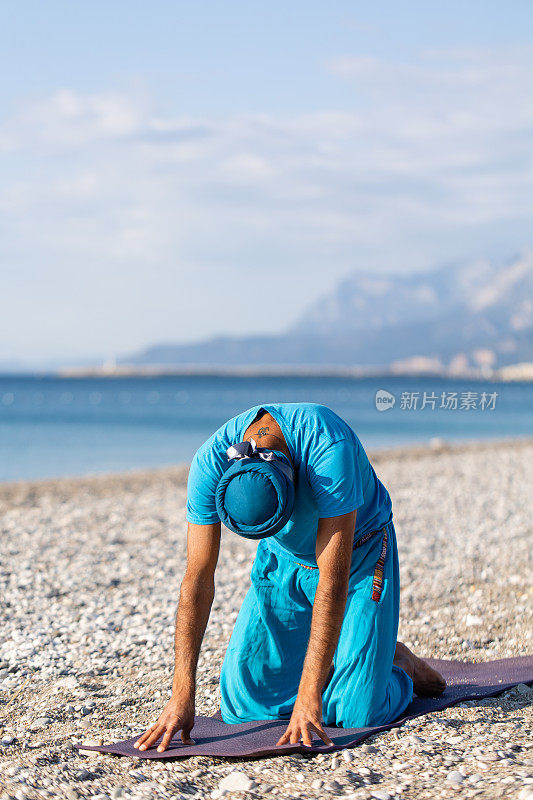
top-left (1, 439), bottom-right (532, 800)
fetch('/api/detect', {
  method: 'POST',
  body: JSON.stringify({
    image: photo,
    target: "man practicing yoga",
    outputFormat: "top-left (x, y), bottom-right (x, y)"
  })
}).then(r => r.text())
top-left (135, 403), bottom-right (445, 752)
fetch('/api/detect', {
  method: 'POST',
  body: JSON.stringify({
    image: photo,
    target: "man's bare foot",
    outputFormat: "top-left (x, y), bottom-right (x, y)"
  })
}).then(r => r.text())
top-left (394, 641), bottom-right (447, 697)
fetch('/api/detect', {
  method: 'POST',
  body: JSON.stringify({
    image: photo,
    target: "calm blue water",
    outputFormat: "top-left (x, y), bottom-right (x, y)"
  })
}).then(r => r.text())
top-left (0, 374), bottom-right (531, 482)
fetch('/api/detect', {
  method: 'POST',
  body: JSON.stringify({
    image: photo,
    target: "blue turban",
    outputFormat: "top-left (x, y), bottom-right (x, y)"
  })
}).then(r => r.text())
top-left (216, 439), bottom-right (295, 540)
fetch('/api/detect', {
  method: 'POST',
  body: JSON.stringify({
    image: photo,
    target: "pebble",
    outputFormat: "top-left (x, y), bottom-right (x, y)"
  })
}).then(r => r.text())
top-left (29, 717), bottom-right (53, 731)
top-left (391, 761), bottom-right (410, 771)
top-left (1, 736), bottom-right (15, 745)
top-left (331, 755), bottom-right (339, 769)
top-left (128, 770), bottom-right (147, 782)
top-left (110, 790), bottom-right (124, 800)
top-left (311, 779), bottom-right (324, 789)
top-left (219, 771), bottom-right (255, 793)
top-left (26, 740), bottom-right (45, 749)
top-left (446, 771), bottom-right (464, 785)
top-left (371, 792), bottom-right (392, 800)
top-left (78, 738), bottom-right (103, 756)
top-left (476, 752), bottom-right (499, 762)
top-left (342, 749), bottom-right (354, 763)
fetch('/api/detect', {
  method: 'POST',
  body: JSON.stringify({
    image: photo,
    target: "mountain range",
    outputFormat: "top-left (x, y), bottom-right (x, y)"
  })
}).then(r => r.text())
top-left (124, 252), bottom-right (533, 372)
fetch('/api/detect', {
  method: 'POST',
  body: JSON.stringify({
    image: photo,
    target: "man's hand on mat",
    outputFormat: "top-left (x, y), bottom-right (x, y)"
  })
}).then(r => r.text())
top-left (134, 696), bottom-right (195, 752)
top-left (276, 693), bottom-right (333, 748)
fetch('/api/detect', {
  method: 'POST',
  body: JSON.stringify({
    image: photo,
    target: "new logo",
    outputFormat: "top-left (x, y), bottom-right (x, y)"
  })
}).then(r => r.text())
top-left (375, 389), bottom-right (396, 412)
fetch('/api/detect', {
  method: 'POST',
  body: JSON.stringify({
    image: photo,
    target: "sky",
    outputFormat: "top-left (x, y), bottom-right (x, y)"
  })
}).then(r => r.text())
top-left (1, 1), bottom-right (532, 366)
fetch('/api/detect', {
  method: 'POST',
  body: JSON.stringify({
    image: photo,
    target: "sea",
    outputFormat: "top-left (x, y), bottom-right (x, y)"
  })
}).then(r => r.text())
top-left (0, 374), bottom-right (531, 482)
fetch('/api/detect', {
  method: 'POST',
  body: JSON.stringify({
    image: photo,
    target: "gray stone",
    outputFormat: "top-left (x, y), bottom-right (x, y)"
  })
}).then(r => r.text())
top-left (219, 771), bottom-right (255, 793)
top-left (465, 614), bottom-right (483, 627)
top-left (29, 717), bottom-right (53, 731)
top-left (78, 738), bottom-right (103, 757)
top-left (446, 771), bottom-right (464, 785)
top-left (476, 752), bottom-right (499, 762)
top-left (371, 792), bottom-right (392, 800)
top-left (128, 770), bottom-right (147, 782)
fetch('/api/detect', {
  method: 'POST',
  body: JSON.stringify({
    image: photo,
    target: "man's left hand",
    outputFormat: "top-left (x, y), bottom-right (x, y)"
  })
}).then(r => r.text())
top-left (276, 691), bottom-right (333, 747)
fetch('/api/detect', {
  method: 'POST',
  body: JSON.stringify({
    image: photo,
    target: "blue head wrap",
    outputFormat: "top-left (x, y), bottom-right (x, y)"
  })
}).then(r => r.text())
top-left (215, 438), bottom-right (295, 540)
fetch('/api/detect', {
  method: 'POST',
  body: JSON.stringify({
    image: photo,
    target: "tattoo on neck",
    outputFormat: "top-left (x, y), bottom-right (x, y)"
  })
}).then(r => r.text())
top-left (257, 426), bottom-right (269, 437)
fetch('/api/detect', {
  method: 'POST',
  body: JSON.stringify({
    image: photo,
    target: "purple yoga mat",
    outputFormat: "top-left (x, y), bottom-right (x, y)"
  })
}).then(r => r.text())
top-left (76, 657), bottom-right (532, 759)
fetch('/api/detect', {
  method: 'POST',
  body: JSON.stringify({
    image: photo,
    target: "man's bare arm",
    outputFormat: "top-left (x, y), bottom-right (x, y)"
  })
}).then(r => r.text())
top-left (134, 521), bottom-right (220, 752)
top-left (300, 510), bottom-right (356, 693)
top-left (172, 521), bottom-right (221, 695)
top-left (276, 510), bottom-right (356, 747)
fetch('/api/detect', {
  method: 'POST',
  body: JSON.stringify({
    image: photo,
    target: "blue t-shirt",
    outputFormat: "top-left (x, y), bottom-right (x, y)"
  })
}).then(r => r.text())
top-left (186, 403), bottom-right (392, 565)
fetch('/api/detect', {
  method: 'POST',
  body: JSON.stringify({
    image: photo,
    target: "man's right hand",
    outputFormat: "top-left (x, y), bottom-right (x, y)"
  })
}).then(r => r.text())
top-left (133, 695), bottom-right (195, 752)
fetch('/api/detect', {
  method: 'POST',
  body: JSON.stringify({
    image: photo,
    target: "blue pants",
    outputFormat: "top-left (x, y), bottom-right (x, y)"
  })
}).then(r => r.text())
top-left (220, 519), bottom-right (413, 728)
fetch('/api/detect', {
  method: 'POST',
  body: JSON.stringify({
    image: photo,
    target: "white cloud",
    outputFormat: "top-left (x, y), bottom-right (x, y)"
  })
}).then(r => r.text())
top-left (0, 89), bottom-right (146, 151)
top-left (1, 46), bottom-right (532, 360)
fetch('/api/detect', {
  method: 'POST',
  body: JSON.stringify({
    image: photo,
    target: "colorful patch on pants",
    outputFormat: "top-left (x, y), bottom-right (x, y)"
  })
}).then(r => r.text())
top-left (353, 524), bottom-right (388, 602)
top-left (371, 527), bottom-right (388, 602)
